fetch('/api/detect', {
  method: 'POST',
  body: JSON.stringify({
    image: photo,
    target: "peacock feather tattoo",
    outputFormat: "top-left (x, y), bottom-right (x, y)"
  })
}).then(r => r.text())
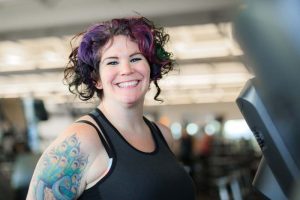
top-left (35, 134), bottom-right (88, 200)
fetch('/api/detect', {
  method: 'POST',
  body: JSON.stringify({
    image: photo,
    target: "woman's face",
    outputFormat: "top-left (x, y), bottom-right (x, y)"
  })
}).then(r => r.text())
top-left (96, 35), bottom-right (151, 107)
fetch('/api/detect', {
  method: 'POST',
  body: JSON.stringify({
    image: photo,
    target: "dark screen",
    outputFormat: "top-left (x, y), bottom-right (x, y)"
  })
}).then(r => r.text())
top-left (234, 0), bottom-right (300, 198)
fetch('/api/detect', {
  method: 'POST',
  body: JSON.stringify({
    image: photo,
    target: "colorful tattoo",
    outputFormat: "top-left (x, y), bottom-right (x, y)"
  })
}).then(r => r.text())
top-left (35, 134), bottom-right (88, 200)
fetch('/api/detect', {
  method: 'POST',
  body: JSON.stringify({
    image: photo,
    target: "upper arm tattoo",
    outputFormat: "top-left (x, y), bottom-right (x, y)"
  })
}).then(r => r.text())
top-left (35, 134), bottom-right (88, 200)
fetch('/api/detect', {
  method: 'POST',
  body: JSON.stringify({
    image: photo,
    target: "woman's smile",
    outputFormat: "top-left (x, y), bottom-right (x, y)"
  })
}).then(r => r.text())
top-left (116, 80), bottom-right (140, 88)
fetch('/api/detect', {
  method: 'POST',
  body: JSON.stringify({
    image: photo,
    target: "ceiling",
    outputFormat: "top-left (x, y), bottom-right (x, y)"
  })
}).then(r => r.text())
top-left (0, 0), bottom-right (250, 107)
top-left (0, 0), bottom-right (238, 39)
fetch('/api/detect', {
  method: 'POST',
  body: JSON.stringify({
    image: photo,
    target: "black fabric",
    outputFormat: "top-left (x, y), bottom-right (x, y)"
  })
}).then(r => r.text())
top-left (78, 108), bottom-right (196, 200)
top-left (75, 119), bottom-right (113, 158)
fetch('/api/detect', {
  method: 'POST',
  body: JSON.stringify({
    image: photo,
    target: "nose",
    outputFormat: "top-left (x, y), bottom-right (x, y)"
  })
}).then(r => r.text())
top-left (120, 60), bottom-right (134, 75)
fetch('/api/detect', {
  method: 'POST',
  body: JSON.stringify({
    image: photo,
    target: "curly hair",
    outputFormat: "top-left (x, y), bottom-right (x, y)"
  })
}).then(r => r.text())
top-left (64, 16), bottom-right (175, 101)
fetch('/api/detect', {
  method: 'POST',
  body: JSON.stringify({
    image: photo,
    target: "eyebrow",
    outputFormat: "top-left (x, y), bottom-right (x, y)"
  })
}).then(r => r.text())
top-left (101, 56), bottom-right (118, 64)
top-left (101, 52), bottom-right (143, 64)
top-left (130, 52), bottom-right (143, 57)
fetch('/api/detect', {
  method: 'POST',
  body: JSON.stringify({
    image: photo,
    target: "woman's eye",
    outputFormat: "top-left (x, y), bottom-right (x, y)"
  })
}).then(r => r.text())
top-left (107, 61), bottom-right (118, 66)
top-left (130, 57), bottom-right (142, 63)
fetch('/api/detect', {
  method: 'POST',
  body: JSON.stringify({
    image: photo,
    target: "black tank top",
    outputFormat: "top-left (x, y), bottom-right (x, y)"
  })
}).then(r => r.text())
top-left (78, 108), bottom-right (196, 200)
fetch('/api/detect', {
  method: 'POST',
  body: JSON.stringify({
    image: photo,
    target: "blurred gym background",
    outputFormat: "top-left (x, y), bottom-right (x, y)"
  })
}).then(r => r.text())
top-left (0, 0), bottom-right (263, 199)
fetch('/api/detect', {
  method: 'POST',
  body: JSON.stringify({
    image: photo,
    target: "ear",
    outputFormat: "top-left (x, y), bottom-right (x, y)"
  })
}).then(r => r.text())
top-left (95, 80), bottom-right (103, 90)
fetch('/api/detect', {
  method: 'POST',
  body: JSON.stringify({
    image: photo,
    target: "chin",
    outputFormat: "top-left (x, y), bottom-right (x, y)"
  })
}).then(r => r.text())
top-left (119, 95), bottom-right (144, 107)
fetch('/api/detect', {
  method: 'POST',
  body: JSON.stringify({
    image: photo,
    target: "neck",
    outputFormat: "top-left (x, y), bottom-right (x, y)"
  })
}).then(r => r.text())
top-left (98, 99), bottom-right (146, 133)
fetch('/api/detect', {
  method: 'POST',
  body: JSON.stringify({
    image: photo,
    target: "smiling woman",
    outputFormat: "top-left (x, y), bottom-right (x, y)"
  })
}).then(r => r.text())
top-left (27, 16), bottom-right (196, 200)
top-left (64, 16), bottom-right (174, 102)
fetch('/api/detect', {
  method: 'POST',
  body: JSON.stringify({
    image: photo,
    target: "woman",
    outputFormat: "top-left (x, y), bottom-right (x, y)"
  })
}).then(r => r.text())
top-left (27, 16), bottom-right (196, 200)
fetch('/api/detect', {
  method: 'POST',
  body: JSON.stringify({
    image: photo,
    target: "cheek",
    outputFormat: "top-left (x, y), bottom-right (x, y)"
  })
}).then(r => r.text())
top-left (100, 69), bottom-right (116, 83)
top-left (141, 63), bottom-right (151, 78)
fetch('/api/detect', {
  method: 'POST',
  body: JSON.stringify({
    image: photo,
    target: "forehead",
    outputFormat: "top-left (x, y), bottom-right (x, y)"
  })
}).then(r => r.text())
top-left (101, 35), bottom-right (140, 57)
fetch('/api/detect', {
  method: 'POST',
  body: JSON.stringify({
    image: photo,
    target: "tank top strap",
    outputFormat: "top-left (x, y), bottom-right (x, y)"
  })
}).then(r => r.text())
top-left (75, 119), bottom-right (114, 158)
top-left (84, 110), bottom-right (117, 158)
top-left (143, 118), bottom-right (174, 154)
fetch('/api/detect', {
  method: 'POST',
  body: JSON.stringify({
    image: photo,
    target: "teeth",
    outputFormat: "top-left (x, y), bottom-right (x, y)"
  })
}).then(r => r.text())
top-left (117, 81), bottom-right (138, 88)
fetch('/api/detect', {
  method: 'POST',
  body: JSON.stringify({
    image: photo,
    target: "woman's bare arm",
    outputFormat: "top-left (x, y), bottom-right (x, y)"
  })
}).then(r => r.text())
top-left (26, 122), bottom-right (105, 200)
top-left (26, 133), bottom-right (89, 199)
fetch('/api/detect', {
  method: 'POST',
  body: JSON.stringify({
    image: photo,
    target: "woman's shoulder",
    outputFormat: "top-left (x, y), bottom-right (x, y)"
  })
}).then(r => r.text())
top-left (58, 115), bottom-right (105, 156)
top-left (41, 115), bottom-right (107, 173)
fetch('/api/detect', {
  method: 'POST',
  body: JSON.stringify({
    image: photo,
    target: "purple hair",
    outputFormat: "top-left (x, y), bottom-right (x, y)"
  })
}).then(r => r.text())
top-left (64, 16), bottom-right (175, 101)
